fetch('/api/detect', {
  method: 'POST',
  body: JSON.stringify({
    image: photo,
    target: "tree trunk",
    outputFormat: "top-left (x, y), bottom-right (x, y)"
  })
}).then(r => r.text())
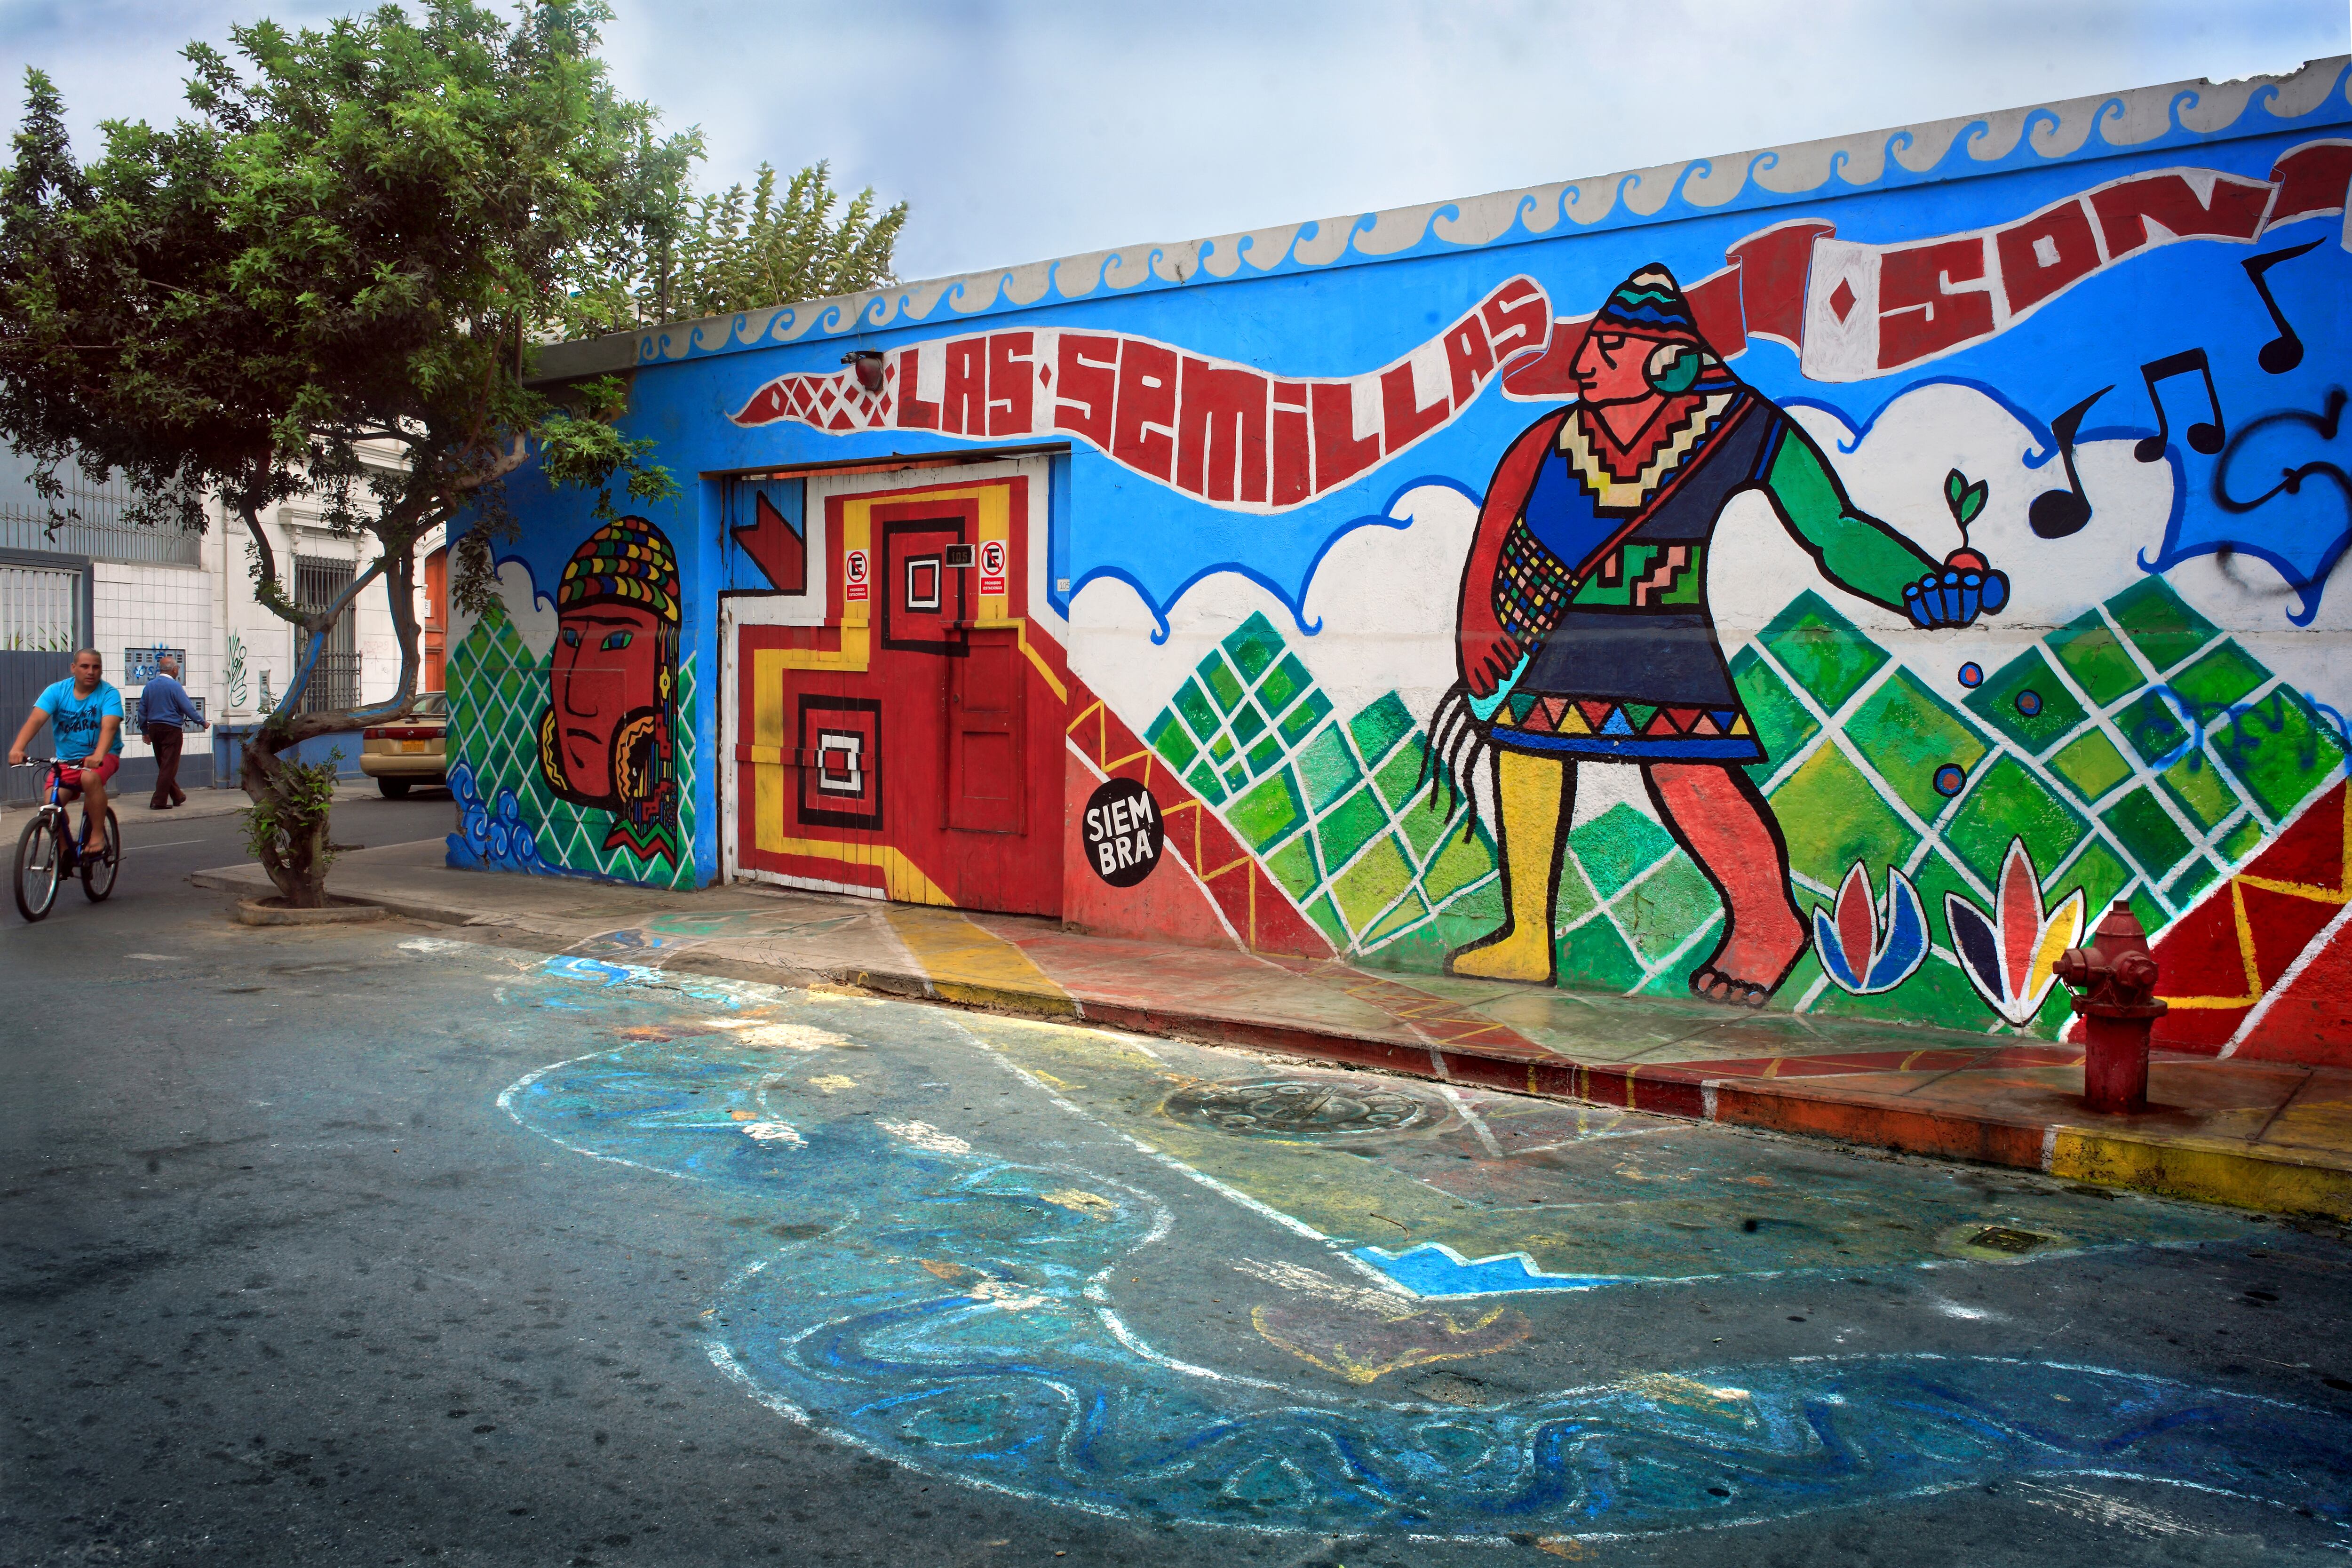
top-left (241, 735), bottom-right (334, 907)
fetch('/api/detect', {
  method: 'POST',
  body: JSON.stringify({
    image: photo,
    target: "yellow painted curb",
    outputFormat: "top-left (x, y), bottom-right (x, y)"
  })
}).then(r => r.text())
top-left (883, 908), bottom-right (1081, 1019)
top-left (2046, 1127), bottom-right (2352, 1220)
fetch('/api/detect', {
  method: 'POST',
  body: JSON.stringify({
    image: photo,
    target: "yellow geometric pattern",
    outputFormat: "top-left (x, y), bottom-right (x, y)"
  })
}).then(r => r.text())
top-left (1555, 391), bottom-right (1732, 508)
top-left (763, 836), bottom-right (953, 906)
top-left (747, 477), bottom-right (1061, 872)
top-left (2164, 786), bottom-right (2352, 1011)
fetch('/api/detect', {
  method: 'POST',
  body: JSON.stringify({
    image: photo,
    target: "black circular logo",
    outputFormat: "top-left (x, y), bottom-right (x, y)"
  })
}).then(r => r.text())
top-left (1082, 777), bottom-right (1164, 887)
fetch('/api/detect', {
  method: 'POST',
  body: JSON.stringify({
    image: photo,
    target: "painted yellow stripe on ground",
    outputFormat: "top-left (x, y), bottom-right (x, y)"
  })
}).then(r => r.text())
top-left (885, 906), bottom-right (1077, 1015)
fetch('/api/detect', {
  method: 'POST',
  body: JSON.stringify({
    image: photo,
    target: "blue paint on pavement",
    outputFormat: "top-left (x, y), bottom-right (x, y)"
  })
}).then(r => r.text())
top-left (500, 1013), bottom-right (2352, 1541)
top-left (1354, 1242), bottom-right (1617, 1297)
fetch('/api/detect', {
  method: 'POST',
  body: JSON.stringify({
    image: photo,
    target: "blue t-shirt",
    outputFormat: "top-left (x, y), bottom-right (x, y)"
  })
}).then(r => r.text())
top-left (35, 678), bottom-right (125, 762)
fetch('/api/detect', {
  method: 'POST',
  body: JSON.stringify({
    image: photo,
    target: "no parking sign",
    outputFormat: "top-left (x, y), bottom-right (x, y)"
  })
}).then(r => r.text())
top-left (978, 539), bottom-right (1007, 596)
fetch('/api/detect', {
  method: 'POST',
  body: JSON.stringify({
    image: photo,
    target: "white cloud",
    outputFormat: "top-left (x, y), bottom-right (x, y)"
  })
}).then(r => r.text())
top-left (445, 556), bottom-right (556, 656)
top-left (6, 2), bottom-right (2339, 285)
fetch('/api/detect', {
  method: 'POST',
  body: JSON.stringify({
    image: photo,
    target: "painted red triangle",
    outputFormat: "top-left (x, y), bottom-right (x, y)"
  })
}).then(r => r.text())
top-left (732, 489), bottom-right (807, 593)
top-left (2239, 880), bottom-right (2344, 981)
top-left (2230, 916), bottom-right (2352, 1067)
top-left (2241, 781), bottom-right (2346, 890)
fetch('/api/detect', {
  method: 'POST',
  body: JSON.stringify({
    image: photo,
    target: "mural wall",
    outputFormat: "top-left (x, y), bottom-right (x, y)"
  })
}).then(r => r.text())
top-left (446, 517), bottom-right (701, 889)
top-left (466, 56), bottom-right (2352, 1056)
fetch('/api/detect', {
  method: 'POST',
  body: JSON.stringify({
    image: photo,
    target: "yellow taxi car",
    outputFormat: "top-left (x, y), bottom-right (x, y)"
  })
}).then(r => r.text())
top-left (359, 690), bottom-right (448, 798)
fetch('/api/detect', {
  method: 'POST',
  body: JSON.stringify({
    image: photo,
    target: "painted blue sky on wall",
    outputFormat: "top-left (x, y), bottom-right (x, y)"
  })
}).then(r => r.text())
top-left (636, 111), bottom-right (2352, 639)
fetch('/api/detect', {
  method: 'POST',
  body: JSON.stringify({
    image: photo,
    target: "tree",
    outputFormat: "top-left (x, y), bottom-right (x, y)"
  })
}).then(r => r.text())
top-left (668, 160), bottom-right (907, 324)
top-left (0, 1), bottom-right (692, 905)
top-left (569, 158), bottom-right (908, 334)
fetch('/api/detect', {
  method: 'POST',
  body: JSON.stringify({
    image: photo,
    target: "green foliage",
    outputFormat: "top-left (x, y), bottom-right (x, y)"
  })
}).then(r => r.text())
top-left (567, 156), bottom-right (907, 332)
top-left (0, 0), bottom-right (694, 724)
top-left (1943, 467), bottom-right (1987, 529)
top-left (240, 751), bottom-right (343, 872)
top-left (673, 161), bottom-right (905, 321)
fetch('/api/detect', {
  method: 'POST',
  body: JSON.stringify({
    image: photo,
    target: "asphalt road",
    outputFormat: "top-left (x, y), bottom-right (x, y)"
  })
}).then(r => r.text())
top-left (4, 788), bottom-right (2351, 1566)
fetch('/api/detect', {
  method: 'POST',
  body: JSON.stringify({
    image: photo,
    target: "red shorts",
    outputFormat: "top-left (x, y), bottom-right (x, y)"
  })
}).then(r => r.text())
top-left (54, 755), bottom-right (121, 792)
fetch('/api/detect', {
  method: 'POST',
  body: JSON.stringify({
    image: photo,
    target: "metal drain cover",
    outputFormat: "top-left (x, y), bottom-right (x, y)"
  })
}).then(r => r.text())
top-left (1162, 1077), bottom-right (1432, 1138)
top-left (1968, 1225), bottom-right (2052, 1255)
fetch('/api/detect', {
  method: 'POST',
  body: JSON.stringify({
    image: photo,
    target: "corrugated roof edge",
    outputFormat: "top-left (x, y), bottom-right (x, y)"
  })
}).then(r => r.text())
top-left (555, 54), bottom-right (2352, 375)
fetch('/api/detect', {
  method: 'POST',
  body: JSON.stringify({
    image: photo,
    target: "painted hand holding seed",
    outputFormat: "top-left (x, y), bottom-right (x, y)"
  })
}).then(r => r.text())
top-left (1903, 549), bottom-right (2010, 629)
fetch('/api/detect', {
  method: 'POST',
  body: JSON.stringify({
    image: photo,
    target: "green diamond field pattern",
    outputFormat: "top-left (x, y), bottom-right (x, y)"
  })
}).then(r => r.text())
top-left (1146, 613), bottom-right (1503, 966)
top-left (448, 609), bottom-right (700, 890)
top-left (1149, 581), bottom-right (2347, 1037)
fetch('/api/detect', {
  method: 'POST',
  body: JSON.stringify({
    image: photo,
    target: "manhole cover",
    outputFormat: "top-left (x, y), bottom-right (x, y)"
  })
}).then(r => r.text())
top-left (1161, 1077), bottom-right (1432, 1138)
top-left (1968, 1226), bottom-right (2051, 1255)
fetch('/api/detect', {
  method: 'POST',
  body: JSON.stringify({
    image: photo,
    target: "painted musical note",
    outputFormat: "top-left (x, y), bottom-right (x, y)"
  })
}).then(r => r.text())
top-left (2244, 239), bottom-right (2323, 375)
top-left (2133, 349), bottom-right (2225, 462)
top-left (2028, 386), bottom-right (2109, 539)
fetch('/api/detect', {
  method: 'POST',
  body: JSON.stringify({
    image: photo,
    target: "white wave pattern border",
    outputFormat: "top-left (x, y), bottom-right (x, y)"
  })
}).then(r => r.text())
top-left (636, 57), bottom-right (2352, 364)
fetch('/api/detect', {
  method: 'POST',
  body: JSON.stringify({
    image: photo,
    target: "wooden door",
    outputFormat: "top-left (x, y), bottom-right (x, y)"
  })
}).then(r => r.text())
top-left (422, 546), bottom-right (448, 691)
top-left (731, 468), bottom-right (1065, 917)
top-left (948, 629), bottom-right (1023, 834)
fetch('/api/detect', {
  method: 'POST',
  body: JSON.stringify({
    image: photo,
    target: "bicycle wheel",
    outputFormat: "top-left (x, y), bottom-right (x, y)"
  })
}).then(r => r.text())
top-left (14, 813), bottom-right (61, 921)
top-left (80, 807), bottom-right (120, 902)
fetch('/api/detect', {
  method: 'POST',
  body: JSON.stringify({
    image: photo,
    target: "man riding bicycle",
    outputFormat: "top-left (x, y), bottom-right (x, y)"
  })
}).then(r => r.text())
top-left (9, 648), bottom-right (123, 857)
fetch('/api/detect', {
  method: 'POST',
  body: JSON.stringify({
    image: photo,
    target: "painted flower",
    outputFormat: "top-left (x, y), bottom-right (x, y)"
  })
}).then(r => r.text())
top-left (1812, 863), bottom-right (1930, 995)
top-left (1944, 837), bottom-right (2086, 1027)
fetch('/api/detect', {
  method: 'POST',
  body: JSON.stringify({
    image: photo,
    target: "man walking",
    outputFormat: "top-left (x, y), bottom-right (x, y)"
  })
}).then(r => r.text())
top-left (8, 647), bottom-right (122, 855)
top-left (136, 653), bottom-right (207, 809)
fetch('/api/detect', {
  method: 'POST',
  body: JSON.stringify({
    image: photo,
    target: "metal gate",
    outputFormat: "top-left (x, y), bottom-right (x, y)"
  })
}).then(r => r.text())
top-left (1, 559), bottom-right (83, 803)
top-left (293, 555), bottom-right (359, 711)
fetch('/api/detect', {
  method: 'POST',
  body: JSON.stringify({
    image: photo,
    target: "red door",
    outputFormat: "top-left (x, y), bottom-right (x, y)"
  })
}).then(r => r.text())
top-left (733, 471), bottom-right (1066, 916)
top-left (950, 629), bottom-right (1023, 834)
top-left (422, 545), bottom-right (448, 691)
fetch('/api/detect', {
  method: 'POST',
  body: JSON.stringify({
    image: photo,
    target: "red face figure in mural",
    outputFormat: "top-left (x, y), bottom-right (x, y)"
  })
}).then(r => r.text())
top-left (538, 516), bottom-right (684, 862)
top-left (1437, 263), bottom-right (2007, 1006)
top-left (551, 600), bottom-right (663, 799)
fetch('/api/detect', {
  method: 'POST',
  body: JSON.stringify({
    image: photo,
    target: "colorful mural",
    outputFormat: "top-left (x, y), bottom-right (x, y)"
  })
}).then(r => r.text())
top-left (446, 548), bottom-right (701, 890)
top-left (464, 57), bottom-right (2352, 1056)
top-left (538, 517), bottom-right (686, 865)
top-left (1431, 263), bottom-right (2003, 1006)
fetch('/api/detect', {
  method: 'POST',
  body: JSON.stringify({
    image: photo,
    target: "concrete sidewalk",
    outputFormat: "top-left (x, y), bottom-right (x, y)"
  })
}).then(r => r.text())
top-left (191, 838), bottom-right (2352, 1221)
top-left (2, 776), bottom-right (385, 833)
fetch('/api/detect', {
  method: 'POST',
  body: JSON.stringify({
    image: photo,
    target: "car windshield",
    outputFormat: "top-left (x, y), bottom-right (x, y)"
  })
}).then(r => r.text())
top-left (413, 691), bottom-right (447, 717)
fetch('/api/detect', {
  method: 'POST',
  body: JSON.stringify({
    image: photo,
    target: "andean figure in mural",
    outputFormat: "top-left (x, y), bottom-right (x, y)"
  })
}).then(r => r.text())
top-left (538, 515), bottom-right (684, 863)
top-left (1439, 264), bottom-right (2007, 1004)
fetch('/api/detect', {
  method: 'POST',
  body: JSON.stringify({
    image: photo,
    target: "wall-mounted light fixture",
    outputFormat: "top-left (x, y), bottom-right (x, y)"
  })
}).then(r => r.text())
top-left (841, 351), bottom-right (886, 395)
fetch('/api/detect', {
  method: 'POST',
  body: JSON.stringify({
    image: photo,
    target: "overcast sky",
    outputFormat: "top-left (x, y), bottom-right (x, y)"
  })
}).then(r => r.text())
top-left (3, 0), bottom-right (2346, 283)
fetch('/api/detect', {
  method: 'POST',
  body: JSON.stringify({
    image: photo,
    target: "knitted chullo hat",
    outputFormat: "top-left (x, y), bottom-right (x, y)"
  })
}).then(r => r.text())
top-left (1591, 263), bottom-right (1704, 346)
top-left (556, 516), bottom-right (681, 624)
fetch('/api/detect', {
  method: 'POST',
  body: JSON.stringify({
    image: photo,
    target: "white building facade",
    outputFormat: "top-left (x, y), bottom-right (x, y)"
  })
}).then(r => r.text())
top-left (0, 449), bottom-right (441, 802)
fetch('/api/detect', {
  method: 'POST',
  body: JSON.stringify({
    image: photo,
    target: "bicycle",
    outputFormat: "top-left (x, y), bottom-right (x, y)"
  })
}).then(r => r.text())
top-left (11, 756), bottom-right (120, 921)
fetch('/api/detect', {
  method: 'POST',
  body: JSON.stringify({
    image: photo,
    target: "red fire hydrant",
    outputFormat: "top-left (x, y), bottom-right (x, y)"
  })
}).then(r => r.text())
top-left (2054, 900), bottom-right (2167, 1113)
